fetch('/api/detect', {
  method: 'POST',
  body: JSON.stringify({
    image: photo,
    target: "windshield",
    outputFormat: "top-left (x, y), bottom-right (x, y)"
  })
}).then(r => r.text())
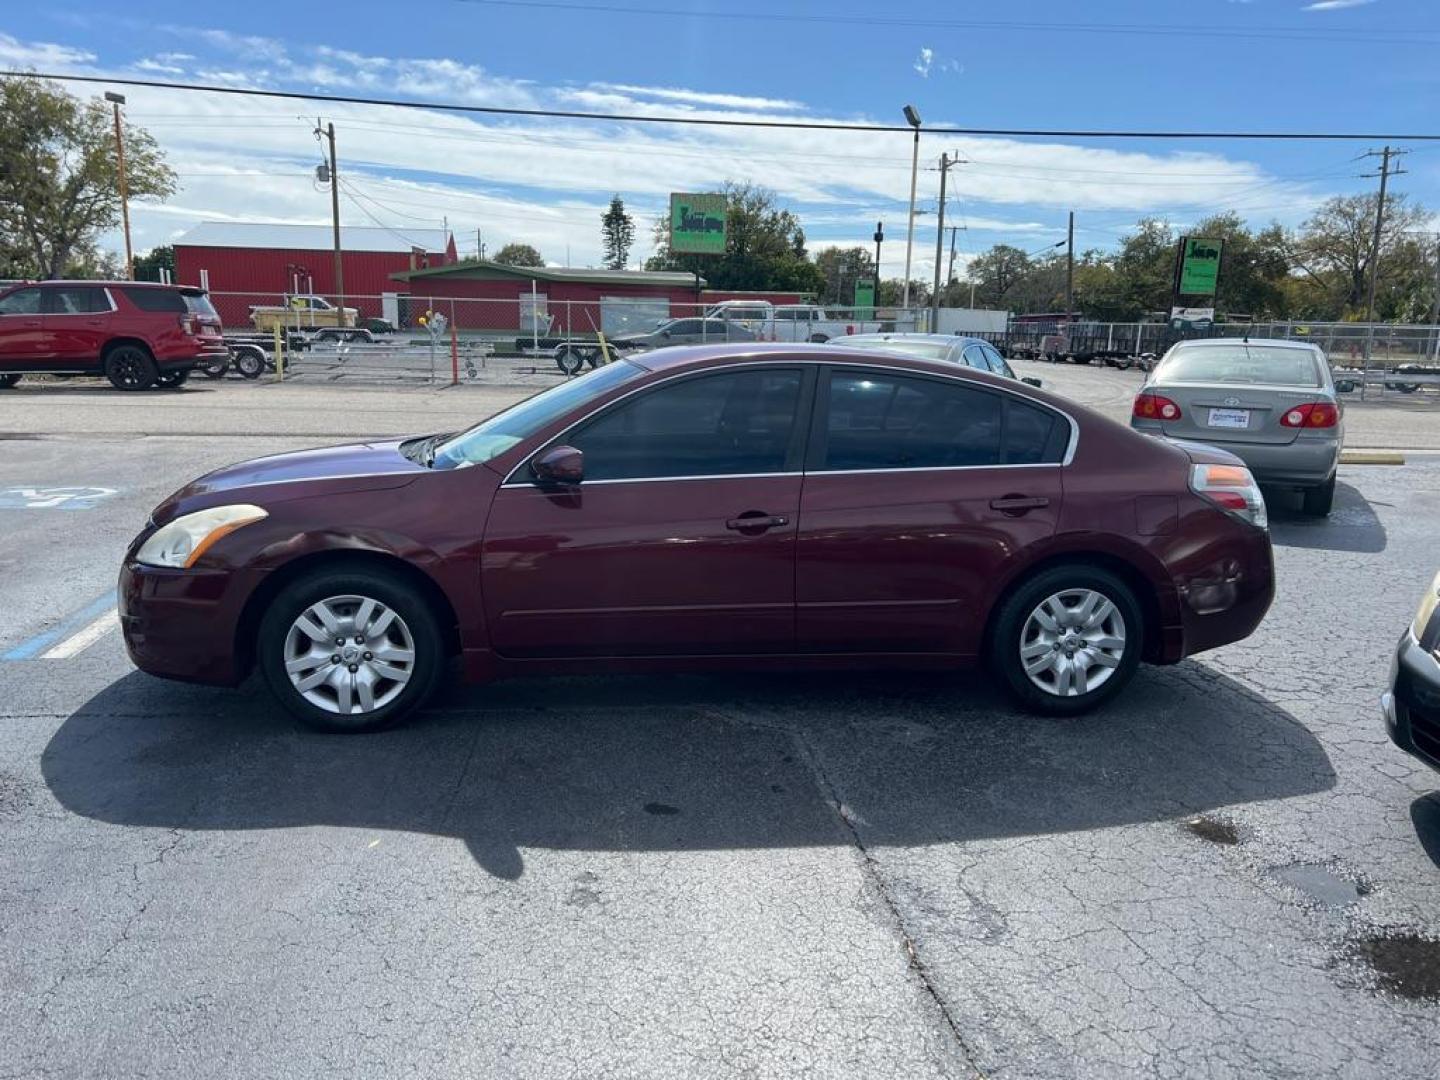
top-left (1158, 344), bottom-right (1323, 387)
top-left (834, 338), bottom-right (953, 362)
top-left (430, 360), bottom-right (646, 470)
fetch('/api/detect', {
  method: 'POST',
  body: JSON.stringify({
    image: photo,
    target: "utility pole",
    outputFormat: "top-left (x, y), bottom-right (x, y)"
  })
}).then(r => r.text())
top-left (1065, 210), bottom-right (1075, 318)
top-left (316, 120), bottom-right (347, 327)
top-left (901, 105), bottom-right (922, 311)
top-left (872, 221), bottom-right (884, 307)
top-left (104, 92), bottom-right (133, 281)
top-left (946, 226), bottom-right (961, 290)
top-left (930, 154), bottom-right (965, 326)
top-left (1361, 146), bottom-right (1406, 333)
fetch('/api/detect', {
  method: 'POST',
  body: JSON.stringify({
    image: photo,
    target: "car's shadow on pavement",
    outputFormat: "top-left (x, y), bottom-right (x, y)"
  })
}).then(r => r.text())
top-left (42, 664), bottom-right (1336, 879)
top-left (1266, 480), bottom-right (1387, 554)
top-left (1409, 794), bottom-right (1440, 870)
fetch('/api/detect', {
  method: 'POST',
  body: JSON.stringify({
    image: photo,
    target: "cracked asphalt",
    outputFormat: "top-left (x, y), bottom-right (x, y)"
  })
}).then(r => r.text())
top-left (2, 365), bottom-right (1439, 1078)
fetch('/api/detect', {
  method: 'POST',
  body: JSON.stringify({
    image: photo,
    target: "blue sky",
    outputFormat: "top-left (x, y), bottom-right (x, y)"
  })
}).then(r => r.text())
top-left (4, 0), bottom-right (1438, 277)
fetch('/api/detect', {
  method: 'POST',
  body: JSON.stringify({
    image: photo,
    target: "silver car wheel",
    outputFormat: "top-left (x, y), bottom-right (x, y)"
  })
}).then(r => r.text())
top-left (282, 594), bottom-right (416, 715)
top-left (1019, 588), bottom-right (1127, 698)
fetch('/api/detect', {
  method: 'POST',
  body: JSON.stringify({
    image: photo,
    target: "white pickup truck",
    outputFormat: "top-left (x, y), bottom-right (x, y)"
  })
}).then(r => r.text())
top-left (703, 300), bottom-right (888, 343)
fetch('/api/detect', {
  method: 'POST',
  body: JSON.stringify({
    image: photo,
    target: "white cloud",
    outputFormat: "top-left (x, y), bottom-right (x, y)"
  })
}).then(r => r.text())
top-left (590, 83), bottom-right (807, 112)
top-left (1302, 0), bottom-right (1377, 10)
top-left (0, 32), bottom-right (96, 67)
top-left (913, 47), bottom-right (934, 78)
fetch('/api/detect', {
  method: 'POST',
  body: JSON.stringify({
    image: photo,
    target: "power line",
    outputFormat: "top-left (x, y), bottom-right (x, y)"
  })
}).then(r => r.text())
top-left (457, 0), bottom-right (1440, 46)
top-left (9, 71), bottom-right (1440, 141)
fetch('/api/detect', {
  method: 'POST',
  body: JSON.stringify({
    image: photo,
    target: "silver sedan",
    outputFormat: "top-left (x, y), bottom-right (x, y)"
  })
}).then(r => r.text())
top-left (1130, 338), bottom-right (1343, 515)
top-left (829, 332), bottom-right (1042, 387)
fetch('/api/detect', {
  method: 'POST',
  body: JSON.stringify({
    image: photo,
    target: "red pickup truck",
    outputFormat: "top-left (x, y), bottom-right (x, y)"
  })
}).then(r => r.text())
top-left (0, 280), bottom-right (227, 390)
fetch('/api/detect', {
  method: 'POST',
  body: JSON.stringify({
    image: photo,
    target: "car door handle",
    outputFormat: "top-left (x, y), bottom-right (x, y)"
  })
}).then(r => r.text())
top-left (989, 495), bottom-right (1050, 515)
top-left (726, 513), bottom-right (790, 531)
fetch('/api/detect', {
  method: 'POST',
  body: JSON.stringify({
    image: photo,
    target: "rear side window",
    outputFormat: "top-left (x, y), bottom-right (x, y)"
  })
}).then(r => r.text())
top-left (568, 369), bottom-right (803, 481)
top-left (0, 288), bottom-right (41, 315)
top-left (120, 287), bottom-right (187, 313)
top-left (1003, 399), bottom-right (1068, 464)
top-left (45, 286), bottom-right (110, 314)
top-left (821, 371), bottom-right (1002, 470)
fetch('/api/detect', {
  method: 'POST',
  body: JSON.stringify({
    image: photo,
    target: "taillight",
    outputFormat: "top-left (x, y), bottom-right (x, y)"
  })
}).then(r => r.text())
top-left (179, 314), bottom-right (200, 336)
top-left (1190, 463), bottom-right (1267, 530)
top-left (1279, 402), bottom-right (1338, 428)
top-left (1133, 393), bottom-right (1182, 421)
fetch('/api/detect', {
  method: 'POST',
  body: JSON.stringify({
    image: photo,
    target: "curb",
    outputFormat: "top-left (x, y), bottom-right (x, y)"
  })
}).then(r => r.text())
top-left (1340, 450), bottom-right (1406, 465)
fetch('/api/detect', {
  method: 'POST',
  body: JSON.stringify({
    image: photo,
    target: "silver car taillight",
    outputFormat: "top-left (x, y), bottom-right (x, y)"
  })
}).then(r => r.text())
top-left (1190, 463), bottom-right (1268, 530)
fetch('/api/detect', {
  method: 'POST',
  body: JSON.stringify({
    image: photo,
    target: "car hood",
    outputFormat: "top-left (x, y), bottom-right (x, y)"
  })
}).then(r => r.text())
top-left (153, 439), bottom-right (425, 521)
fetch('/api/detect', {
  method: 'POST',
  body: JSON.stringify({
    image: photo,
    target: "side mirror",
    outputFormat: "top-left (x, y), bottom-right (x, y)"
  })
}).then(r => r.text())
top-left (660, 329), bottom-right (671, 338)
top-left (531, 445), bottom-right (584, 485)
top-left (1021, 376), bottom-right (1043, 388)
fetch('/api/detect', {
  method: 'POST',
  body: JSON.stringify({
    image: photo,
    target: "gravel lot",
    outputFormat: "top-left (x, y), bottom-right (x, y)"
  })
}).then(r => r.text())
top-left (2, 357), bottom-right (1439, 1079)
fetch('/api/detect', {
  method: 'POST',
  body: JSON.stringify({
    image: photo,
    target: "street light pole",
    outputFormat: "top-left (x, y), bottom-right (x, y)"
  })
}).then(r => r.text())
top-left (104, 92), bottom-right (132, 281)
top-left (872, 221), bottom-right (884, 308)
top-left (901, 105), bottom-right (922, 312)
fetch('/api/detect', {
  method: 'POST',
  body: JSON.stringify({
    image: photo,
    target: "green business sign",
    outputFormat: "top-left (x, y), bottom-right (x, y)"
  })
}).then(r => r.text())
top-left (853, 279), bottom-right (875, 319)
top-left (1177, 236), bottom-right (1223, 297)
top-left (670, 193), bottom-right (728, 255)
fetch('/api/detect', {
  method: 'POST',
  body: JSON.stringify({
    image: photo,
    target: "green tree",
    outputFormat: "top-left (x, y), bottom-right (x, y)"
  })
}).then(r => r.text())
top-left (965, 244), bottom-right (1033, 309)
top-left (493, 242), bottom-right (545, 268)
top-left (814, 246), bottom-right (876, 305)
top-left (132, 244), bottom-right (175, 282)
top-left (0, 77), bottom-right (175, 279)
top-left (645, 182), bottom-right (824, 294)
top-left (600, 195), bottom-right (635, 271)
top-left (1292, 193), bottom-right (1430, 317)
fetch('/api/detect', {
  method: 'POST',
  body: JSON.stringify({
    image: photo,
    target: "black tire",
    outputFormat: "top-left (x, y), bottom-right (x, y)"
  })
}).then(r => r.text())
top-left (103, 344), bottom-right (158, 390)
top-left (257, 567), bottom-right (447, 734)
top-left (233, 348), bottom-right (265, 380)
top-left (155, 368), bottom-right (190, 389)
top-left (200, 355), bottom-right (229, 379)
top-left (1302, 475), bottom-right (1336, 517)
top-left (988, 563), bottom-right (1145, 717)
top-left (555, 346), bottom-right (585, 376)
top-left (0, 374), bottom-right (20, 389)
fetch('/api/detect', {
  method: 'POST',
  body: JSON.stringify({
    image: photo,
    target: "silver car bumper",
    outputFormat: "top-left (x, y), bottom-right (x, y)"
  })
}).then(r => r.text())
top-left (1133, 424), bottom-right (1340, 487)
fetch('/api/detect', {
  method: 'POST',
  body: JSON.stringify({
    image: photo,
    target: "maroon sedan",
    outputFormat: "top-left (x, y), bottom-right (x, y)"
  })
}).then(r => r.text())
top-left (119, 344), bottom-right (1274, 733)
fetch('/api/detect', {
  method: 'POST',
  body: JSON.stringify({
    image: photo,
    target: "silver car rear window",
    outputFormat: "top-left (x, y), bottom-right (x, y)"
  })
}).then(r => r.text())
top-left (835, 339), bottom-right (953, 362)
top-left (1159, 344), bottom-right (1322, 388)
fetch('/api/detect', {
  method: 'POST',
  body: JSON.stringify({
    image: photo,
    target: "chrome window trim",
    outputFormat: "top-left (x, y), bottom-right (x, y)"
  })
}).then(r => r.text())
top-left (499, 357), bottom-right (1079, 487)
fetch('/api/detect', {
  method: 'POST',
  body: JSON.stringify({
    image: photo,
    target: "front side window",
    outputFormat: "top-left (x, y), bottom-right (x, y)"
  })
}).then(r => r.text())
top-left (961, 344), bottom-right (991, 371)
top-left (433, 360), bottom-right (646, 470)
top-left (981, 344), bottom-right (1016, 379)
top-left (0, 288), bottom-right (41, 316)
top-left (566, 369), bottom-right (803, 481)
top-left (822, 371), bottom-right (1003, 470)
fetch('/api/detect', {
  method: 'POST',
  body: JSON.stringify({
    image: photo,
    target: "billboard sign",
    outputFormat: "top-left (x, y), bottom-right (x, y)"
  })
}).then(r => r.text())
top-left (1176, 236), bottom-right (1223, 297)
top-left (1170, 305), bottom-right (1216, 330)
top-left (670, 193), bottom-right (728, 255)
top-left (853, 279), bottom-right (875, 320)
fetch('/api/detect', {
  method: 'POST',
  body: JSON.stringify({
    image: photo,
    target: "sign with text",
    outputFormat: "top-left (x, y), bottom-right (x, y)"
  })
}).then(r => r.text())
top-left (853, 279), bottom-right (876, 319)
top-left (1170, 305), bottom-right (1216, 330)
top-left (670, 193), bottom-right (728, 255)
top-left (1176, 236), bottom-right (1223, 297)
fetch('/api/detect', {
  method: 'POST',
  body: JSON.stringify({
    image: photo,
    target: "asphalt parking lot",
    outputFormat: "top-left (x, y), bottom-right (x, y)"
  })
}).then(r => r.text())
top-left (3, 362), bottom-right (1440, 1078)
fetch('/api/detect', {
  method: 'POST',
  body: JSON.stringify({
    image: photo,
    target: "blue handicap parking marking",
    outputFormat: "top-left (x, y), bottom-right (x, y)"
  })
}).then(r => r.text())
top-left (0, 486), bottom-right (118, 510)
top-left (2, 589), bottom-right (119, 661)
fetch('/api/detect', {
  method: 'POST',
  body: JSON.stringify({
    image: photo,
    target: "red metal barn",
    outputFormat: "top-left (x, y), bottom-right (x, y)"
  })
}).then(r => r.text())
top-left (173, 222), bottom-right (456, 328)
top-left (391, 262), bottom-right (807, 337)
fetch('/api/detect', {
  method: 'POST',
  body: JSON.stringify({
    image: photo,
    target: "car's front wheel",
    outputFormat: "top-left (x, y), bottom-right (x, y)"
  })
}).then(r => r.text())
top-left (258, 568), bottom-right (447, 733)
top-left (989, 564), bottom-right (1144, 716)
top-left (0, 374), bottom-right (20, 389)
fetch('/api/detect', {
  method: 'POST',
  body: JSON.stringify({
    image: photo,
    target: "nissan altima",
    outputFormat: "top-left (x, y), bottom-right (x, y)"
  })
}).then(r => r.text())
top-left (120, 344), bottom-right (1275, 732)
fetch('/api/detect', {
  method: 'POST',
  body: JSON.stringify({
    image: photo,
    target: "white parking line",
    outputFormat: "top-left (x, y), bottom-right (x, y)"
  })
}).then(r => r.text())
top-left (38, 609), bottom-right (119, 660)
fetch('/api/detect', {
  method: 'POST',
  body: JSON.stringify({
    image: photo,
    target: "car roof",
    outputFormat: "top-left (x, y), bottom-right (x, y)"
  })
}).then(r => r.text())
top-left (837, 332), bottom-right (989, 347)
top-left (1, 280), bottom-right (193, 291)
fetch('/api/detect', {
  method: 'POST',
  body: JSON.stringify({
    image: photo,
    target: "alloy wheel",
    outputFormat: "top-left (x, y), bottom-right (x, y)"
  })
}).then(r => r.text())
top-left (282, 594), bottom-right (416, 715)
top-left (1018, 588), bottom-right (1127, 698)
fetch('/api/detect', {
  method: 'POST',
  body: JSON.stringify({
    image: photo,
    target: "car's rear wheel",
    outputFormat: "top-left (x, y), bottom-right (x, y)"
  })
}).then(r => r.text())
top-left (1302, 474), bottom-right (1336, 517)
top-left (155, 369), bottom-right (190, 389)
top-left (258, 568), bottom-right (446, 734)
top-left (0, 374), bottom-right (20, 389)
top-left (104, 344), bottom-right (158, 390)
top-left (989, 564), bottom-right (1144, 716)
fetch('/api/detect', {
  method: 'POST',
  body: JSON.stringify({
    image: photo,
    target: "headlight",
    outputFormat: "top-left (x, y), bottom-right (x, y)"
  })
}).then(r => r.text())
top-left (1412, 570), bottom-right (1440, 639)
top-left (136, 504), bottom-right (268, 568)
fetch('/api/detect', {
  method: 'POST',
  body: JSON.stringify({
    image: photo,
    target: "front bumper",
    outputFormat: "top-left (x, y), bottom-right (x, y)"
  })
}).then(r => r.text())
top-left (118, 560), bottom-right (262, 686)
top-left (1383, 629), bottom-right (1440, 773)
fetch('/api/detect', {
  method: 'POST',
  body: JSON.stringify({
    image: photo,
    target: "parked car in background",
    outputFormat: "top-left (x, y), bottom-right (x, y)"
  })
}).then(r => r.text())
top-left (609, 317), bottom-right (757, 351)
top-left (702, 300), bottom-right (888, 342)
top-left (1383, 571), bottom-right (1440, 775)
top-left (248, 294), bottom-right (359, 333)
top-left (831, 332), bottom-right (1043, 387)
top-left (1129, 338), bottom-right (1343, 515)
top-left (120, 342), bottom-right (1274, 733)
top-left (0, 281), bottom-right (226, 390)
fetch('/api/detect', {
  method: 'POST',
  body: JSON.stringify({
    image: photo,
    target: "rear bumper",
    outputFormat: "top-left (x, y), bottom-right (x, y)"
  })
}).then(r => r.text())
top-left (1171, 522), bottom-right (1275, 660)
top-left (1384, 629), bottom-right (1440, 773)
top-left (1133, 424), bottom-right (1339, 487)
